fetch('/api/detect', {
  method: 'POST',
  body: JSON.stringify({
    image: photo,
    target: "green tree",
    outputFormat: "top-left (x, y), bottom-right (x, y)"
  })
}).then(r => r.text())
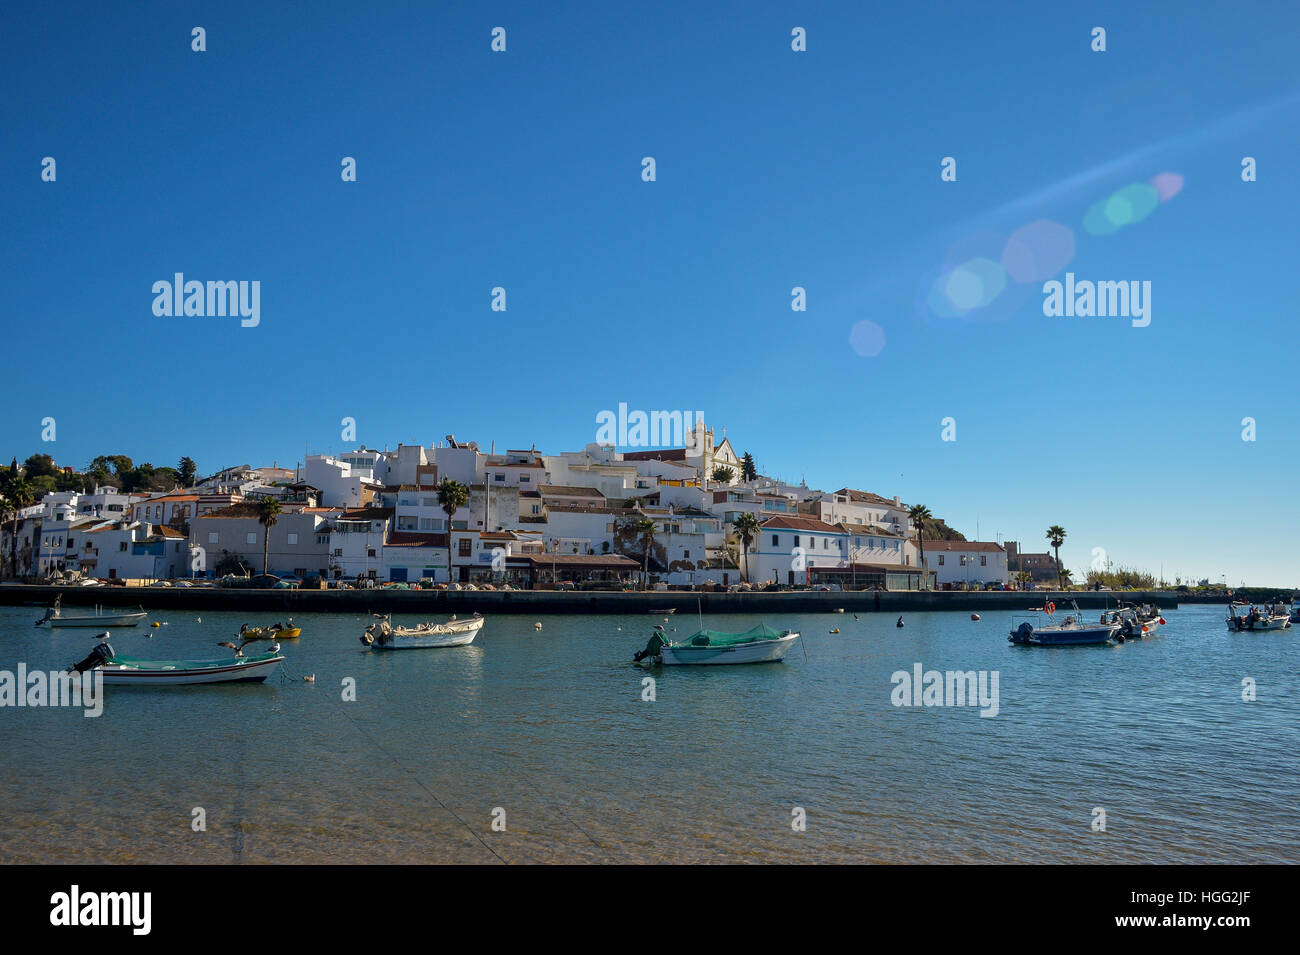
top-left (907, 503), bottom-right (933, 589)
top-left (256, 497), bottom-right (283, 576)
top-left (730, 512), bottom-right (761, 583)
top-left (634, 517), bottom-right (657, 589)
top-left (740, 452), bottom-right (757, 483)
top-left (437, 478), bottom-right (469, 583)
top-left (711, 465), bottom-right (736, 484)
top-left (178, 456), bottom-right (197, 486)
top-left (1059, 567), bottom-right (1074, 590)
top-left (23, 454), bottom-right (56, 478)
top-left (1046, 525), bottom-right (1067, 590)
top-left (1, 477), bottom-right (35, 579)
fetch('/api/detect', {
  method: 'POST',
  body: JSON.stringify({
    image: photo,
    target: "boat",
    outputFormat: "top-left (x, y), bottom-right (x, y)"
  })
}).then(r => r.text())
top-left (633, 623), bottom-right (800, 666)
top-left (361, 613), bottom-right (484, 650)
top-left (69, 637), bottom-right (283, 685)
top-left (1009, 599), bottom-right (1123, 646)
top-left (237, 621), bottom-right (301, 640)
top-left (1227, 601), bottom-right (1291, 632)
top-left (36, 596), bottom-right (147, 628)
top-left (1115, 601), bottom-right (1164, 639)
top-left (649, 608), bottom-right (676, 615)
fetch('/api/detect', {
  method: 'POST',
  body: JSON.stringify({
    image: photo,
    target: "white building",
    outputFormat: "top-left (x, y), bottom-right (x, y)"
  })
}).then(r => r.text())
top-left (920, 540), bottom-right (1009, 588)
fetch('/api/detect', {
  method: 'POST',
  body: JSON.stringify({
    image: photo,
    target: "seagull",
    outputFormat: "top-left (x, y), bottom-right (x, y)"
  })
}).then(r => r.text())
top-left (195, 617), bottom-right (202, 623)
top-left (534, 622), bottom-right (543, 630)
top-left (303, 674), bottom-right (316, 683)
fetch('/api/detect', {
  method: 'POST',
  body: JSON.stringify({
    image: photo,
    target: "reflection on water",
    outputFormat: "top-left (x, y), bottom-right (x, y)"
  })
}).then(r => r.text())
top-left (0, 605), bottom-right (1296, 863)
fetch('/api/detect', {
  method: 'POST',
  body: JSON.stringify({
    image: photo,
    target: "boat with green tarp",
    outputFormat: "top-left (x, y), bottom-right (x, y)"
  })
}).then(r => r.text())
top-left (633, 623), bottom-right (799, 666)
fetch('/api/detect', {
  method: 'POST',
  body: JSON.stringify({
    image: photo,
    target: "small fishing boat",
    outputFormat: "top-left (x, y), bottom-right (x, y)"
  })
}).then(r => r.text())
top-left (238, 621), bottom-right (301, 640)
top-left (1116, 601), bottom-right (1164, 639)
top-left (69, 637), bottom-right (283, 685)
top-left (633, 623), bottom-right (799, 666)
top-left (361, 613), bottom-right (484, 650)
top-left (36, 596), bottom-right (147, 628)
top-left (1010, 600), bottom-right (1123, 646)
top-left (1227, 601), bottom-right (1291, 632)
top-left (649, 608), bottom-right (676, 615)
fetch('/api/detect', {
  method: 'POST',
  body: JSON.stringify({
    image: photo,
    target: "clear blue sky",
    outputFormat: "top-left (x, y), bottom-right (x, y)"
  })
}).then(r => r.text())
top-left (2, 2), bottom-right (1297, 585)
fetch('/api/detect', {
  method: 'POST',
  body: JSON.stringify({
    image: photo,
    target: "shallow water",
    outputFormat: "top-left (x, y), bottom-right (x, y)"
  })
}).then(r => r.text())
top-left (0, 603), bottom-right (1296, 863)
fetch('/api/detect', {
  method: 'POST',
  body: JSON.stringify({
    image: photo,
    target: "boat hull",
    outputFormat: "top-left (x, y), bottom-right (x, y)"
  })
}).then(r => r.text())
top-left (95, 653), bottom-right (284, 685)
top-left (44, 611), bottom-right (148, 628)
top-left (657, 632), bottom-right (799, 665)
top-left (1009, 625), bottom-right (1120, 646)
top-left (370, 617), bottom-right (483, 650)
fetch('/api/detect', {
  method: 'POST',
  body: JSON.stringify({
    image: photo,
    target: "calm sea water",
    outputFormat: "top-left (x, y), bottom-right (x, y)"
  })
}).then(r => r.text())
top-left (0, 602), bottom-right (1296, 864)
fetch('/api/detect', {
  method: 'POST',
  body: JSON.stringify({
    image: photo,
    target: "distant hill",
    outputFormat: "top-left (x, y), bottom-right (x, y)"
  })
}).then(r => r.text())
top-left (920, 518), bottom-right (966, 542)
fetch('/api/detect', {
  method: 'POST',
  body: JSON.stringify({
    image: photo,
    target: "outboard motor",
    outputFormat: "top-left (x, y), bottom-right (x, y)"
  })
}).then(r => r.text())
top-left (1013, 621), bottom-right (1034, 643)
top-left (71, 641), bottom-right (114, 674)
top-left (360, 625), bottom-right (375, 647)
top-left (633, 632), bottom-right (667, 663)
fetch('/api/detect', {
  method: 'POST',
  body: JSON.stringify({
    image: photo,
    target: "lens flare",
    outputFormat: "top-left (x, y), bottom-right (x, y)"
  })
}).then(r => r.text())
top-left (945, 257), bottom-right (1006, 310)
top-left (1149, 171), bottom-right (1184, 202)
top-left (1001, 219), bottom-right (1076, 283)
top-left (848, 319), bottom-right (887, 357)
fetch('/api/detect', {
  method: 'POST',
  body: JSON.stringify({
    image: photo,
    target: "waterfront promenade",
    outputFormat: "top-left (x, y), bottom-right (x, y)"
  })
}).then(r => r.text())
top-left (0, 583), bottom-right (1182, 615)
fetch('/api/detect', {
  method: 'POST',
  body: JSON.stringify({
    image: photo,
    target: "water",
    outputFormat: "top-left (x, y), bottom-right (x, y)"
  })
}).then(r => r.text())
top-left (0, 603), bottom-right (1296, 863)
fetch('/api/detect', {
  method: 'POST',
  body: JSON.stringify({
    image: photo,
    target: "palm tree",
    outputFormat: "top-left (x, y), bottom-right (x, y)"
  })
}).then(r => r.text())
top-left (1046, 525), bottom-right (1067, 590)
top-left (1059, 568), bottom-right (1074, 590)
top-left (907, 503), bottom-right (933, 589)
top-left (634, 517), bottom-right (657, 589)
top-left (2, 477), bottom-right (34, 579)
top-left (437, 478), bottom-right (469, 584)
top-left (731, 512), bottom-right (760, 583)
top-left (256, 497), bottom-right (282, 576)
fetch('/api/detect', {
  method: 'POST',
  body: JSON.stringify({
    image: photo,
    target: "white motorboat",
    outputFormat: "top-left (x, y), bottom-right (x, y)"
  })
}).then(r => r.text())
top-left (36, 597), bottom-right (147, 628)
top-left (633, 623), bottom-right (800, 666)
top-left (361, 613), bottom-right (484, 650)
top-left (69, 638), bottom-right (283, 686)
top-left (1227, 601), bottom-right (1291, 632)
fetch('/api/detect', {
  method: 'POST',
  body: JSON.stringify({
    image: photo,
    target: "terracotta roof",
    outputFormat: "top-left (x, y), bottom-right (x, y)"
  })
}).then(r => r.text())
top-left (154, 526), bottom-right (186, 539)
top-left (621, 449), bottom-right (688, 462)
top-left (339, 507), bottom-right (394, 520)
top-left (919, 540), bottom-right (1003, 553)
top-left (836, 521), bottom-right (904, 538)
top-left (539, 485), bottom-right (605, 497)
top-left (385, 532), bottom-right (449, 548)
top-left (831, 488), bottom-right (901, 508)
top-left (508, 554), bottom-right (639, 567)
top-left (761, 515), bottom-right (845, 534)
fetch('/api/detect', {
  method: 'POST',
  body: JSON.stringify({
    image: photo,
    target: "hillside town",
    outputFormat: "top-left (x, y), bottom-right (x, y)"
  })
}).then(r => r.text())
top-left (0, 421), bottom-right (1061, 592)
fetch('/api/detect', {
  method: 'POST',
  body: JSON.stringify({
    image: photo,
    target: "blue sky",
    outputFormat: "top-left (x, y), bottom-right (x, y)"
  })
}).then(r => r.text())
top-left (2, 1), bottom-right (1297, 585)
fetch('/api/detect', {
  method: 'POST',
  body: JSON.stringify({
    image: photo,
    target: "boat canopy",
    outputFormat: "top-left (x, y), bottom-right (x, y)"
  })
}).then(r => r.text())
top-left (679, 624), bottom-right (786, 647)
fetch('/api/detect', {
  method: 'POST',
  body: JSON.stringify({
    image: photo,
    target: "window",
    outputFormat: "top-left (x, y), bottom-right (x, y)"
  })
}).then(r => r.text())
top-left (422, 497), bottom-right (436, 507)
top-left (367, 549), bottom-right (376, 558)
top-left (458, 539), bottom-right (472, 557)
top-left (317, 535), bottom-right (328, 545)
top-left (246, 532), bottom-right (256, 544)
top-left (683, 550), bottom-right (690, 558)
top-left (981, 555), bottom-right (987, 566)
top-left (119, 542), bottom-right (127, 551)
top-left (772, 534), bottom-right (779, 546)
top-left (938, 555), bottom-right (944, 565)
top-left (287, 533), bottom-right (298, 545)
top-left (494, 474), bottom-right (505, 483)
top-left (520, 474), bottom-right (530, 483)
top-left (794, 535), bottom-right (800, 547)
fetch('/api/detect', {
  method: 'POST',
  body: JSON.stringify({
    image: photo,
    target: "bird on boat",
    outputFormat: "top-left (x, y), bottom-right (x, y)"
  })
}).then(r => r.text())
top-left (218, 630), bottom-right (279, 657)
